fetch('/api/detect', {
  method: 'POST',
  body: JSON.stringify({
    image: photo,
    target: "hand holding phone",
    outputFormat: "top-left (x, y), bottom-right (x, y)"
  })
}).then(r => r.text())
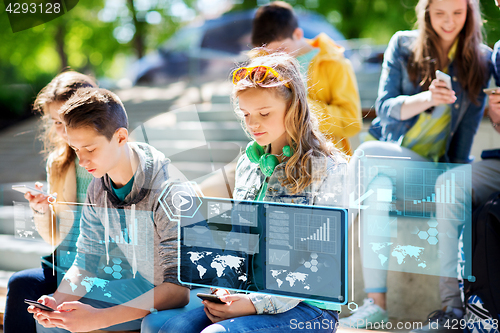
top-left (13, 183), bottom-right (55, 215)
top-left (484, 88), bottom-right (499, 95)
top-left (435, 70), bottom-right (453, 90)
top-left (25, 299), bottom-right (55, 312)
top-left (197, 293), bottom-right (226, 304)
top-left (12, 184), bottom-right (49, 197)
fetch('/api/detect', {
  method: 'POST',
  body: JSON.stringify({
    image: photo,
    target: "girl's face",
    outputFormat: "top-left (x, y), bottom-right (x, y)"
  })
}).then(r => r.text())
top-left (238, 88), bottom-right (288, 153)
top-left (429, 0), bottom-right (468, 46)
top-left (47, 101), bottom-right (67, 142)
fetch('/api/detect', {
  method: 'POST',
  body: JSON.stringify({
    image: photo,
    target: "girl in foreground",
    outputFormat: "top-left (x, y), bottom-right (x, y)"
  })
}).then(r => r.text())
top-left (159, 52), bottom-right (347, 332)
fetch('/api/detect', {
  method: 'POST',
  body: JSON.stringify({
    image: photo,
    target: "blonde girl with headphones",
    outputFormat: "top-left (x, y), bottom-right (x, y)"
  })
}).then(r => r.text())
top-left (159, 51), bottom-right (348, 333)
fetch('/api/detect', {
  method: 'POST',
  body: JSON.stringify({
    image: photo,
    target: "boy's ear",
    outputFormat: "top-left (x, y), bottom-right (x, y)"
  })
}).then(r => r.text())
top-left (292, 27), bottom-right (304, 41)
top-left (115, 127), bottom-right (129, 146)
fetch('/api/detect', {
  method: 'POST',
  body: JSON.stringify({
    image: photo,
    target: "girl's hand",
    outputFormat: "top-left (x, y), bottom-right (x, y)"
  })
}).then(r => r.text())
top-left (24, 182), bottom-right (50, 215)
top-left (428, 79), bottom-right (457, 106)
top-left (488, 92), bottom-right (500, 120)
top-left (203, 294), bottom-right (257, 323)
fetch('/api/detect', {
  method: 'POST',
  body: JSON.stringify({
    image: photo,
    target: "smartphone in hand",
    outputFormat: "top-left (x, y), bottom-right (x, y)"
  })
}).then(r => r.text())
top-left (12, 185), bottom-right (49, 197)
top-left (484, 88), bottom-right (499, 95)
top-left (197, 293), bottom-right (226, 304)
top-left (435, 70), bottom-right (452, 90)
top-left (24, 299), bottom-right (55, 312)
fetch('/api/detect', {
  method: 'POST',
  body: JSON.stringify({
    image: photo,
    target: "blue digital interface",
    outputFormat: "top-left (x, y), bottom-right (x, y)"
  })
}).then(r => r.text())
top-left (54, 206), bottom-right (155, 310)
top-left (179, 197), bottom-right (348, 304)
top-left (356, 157), bottom-right (472, 280)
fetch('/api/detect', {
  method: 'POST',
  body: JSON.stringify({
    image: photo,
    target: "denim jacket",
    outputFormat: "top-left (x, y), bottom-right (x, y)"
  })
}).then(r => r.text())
top-left (494, 41), bottom-right (500, 86)
top-left (233, 151), bottom-right (348, 314)
top-left (368, 30), bottom-right (493, 163)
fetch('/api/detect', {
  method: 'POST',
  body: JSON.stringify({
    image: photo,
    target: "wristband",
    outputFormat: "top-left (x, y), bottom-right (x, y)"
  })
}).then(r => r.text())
top-left (32, 207), bottom-right (46, 215)
top-left (489, 115), bottom-right (500, 129)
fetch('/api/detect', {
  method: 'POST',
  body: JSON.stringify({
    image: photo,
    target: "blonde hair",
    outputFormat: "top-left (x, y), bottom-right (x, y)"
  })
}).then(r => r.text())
top-left (232, 50), bottom-right (341, 194)
top-left (34, 71), bottom-right (97, 195)
top-left (409, 0), bottom-right (487, 103)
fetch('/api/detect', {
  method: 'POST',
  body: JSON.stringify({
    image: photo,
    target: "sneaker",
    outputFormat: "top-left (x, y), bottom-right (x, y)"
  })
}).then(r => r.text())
top-left (410, 307), bottom-right (464, 333)
top-left (339, 298), bottom-right (389, 329)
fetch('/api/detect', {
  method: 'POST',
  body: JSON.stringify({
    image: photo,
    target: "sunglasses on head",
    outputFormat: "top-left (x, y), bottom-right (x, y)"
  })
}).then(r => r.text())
top-left (232, 66), bottom-right (291, 89)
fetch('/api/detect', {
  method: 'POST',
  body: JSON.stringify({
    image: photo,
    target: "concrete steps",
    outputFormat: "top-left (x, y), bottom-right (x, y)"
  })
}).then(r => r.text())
top-left (0, 235), bottom-right (52, 272)
top-left (129, 101), bottom-right (249, 182)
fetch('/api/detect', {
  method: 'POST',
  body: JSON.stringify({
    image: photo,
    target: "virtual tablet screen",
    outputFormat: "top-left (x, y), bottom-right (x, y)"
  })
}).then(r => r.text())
top-left (178, 197), bottom-right (347, 304)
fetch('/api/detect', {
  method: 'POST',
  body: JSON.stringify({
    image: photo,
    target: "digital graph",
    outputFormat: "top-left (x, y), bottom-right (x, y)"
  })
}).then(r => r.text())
top-left (294, 214), bottom-right (337, 254)
top-left (404, 168), bottom-right (465, 220)
top-left (268, 249), bottom-right (290, 266)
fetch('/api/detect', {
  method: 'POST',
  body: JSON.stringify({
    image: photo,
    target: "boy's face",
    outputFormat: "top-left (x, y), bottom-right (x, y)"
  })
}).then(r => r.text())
top-left (66, 126), bottom-right (123, 178)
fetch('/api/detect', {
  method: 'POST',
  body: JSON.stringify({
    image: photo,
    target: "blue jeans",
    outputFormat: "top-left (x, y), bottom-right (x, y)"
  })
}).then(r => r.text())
top-left (349, 141), bottom-right (429, 293)
top-left (159, 302), bottom-right (339, 333)
top-left (141, 288), bottom-right (207, 333)
top-left (4, 268), bottom-right (58, 333)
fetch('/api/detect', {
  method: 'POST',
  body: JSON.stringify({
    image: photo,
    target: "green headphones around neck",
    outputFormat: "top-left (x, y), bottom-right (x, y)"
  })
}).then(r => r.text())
top-left (245, 141), bottom-right (293, 177)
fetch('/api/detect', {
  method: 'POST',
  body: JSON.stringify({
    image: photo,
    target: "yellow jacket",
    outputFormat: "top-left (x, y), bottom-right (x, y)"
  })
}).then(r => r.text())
top-left (307, 33), bottom-right (362, 155)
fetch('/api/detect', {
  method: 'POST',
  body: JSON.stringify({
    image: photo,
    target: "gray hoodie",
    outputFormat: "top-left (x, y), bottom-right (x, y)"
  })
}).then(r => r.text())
top-left (73, 142), bottom-right (184, 286)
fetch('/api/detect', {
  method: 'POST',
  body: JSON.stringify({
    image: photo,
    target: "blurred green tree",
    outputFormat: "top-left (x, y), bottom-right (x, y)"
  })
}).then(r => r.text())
top-left (232, 0), bottom-right (500, 46)
top-left (0, 0), bottom-right (194, 124)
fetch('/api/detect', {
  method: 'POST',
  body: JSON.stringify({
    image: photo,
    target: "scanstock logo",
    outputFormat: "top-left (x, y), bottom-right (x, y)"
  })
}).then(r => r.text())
top-left (4, 0), bottom-right (79, 33)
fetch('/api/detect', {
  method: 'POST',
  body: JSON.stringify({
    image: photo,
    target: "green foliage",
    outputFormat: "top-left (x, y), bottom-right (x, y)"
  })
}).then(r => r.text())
top-left (1, 0), bottom-right (499, 123)
top-left (0, 0), bottom-right (187, 120)
top-left (233, 0), bottom-right (500, 46)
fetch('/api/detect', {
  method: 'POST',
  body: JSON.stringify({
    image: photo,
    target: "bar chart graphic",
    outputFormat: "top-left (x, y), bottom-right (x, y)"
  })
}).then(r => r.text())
top-left (99, 218), bottom-right (139, 246)
top-left (404, 168), bottom-right (465, 220)
top-left (294, 214), bottom-right (337, 254)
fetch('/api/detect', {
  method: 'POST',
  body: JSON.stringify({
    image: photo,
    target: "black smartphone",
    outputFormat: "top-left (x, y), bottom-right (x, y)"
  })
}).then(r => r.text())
top-left (196, 293), bottom-right (226, 304)
top-left (24, 299), bottom-right (55, 312)
top-left (481, 149), bottom-right (500, 160)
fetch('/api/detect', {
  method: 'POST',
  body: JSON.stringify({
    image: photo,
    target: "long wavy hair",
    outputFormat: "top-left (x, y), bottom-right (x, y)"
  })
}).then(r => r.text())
top-left (408, 0), bottom-right (487, 103)
top-left (232, 51), bottom-right (341, 194)
top-left (34, 71), bottom-right (97, 195)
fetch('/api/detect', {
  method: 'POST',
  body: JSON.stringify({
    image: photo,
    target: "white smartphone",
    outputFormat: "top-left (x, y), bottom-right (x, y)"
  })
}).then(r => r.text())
top-left (12, 185), bottom-right (49, 197)
top-left (435, 70), bottom-right (452, 90)
top-left (484, 88), bottom-right (499, 95)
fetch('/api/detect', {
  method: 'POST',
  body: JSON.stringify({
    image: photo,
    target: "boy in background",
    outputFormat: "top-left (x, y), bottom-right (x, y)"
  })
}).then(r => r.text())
top-left (252, 1), bottom-right (362, 155)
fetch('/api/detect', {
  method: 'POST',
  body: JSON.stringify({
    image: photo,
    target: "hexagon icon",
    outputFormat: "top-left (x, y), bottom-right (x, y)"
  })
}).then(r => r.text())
top-left (427, 228), bottom-right (438, 237)
top-left (112, 272), bottom-right (122, 279)
top-left (113, 265), bottom-right (123, 272)
top-left (311, 259), bottom-right (318, 266)
top-left (348, 302), bottom-right (358, 311)
top-left (427, 236), bottom-right (438, 245)
top-left (311, 266), bottom-right (318, 273)
top-left (427, 220), bottom-right (438, 228)
top-left (103, 266), bottom-right (113, 274)
top-left (304, 262), bottom-right (311, 268)
top-left (418, 231), bottom-right (429, 240)
top-left (112, 258), bottom-right (122, 265)
top-left (158, 181), bottom-right (202, 220)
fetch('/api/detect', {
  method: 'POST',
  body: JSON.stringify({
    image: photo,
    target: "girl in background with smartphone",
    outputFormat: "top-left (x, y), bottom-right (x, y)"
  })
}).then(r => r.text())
top-left (341, 0), bottom-right (492, 329)
top-left (3, 71), bottom-right (96, 333)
